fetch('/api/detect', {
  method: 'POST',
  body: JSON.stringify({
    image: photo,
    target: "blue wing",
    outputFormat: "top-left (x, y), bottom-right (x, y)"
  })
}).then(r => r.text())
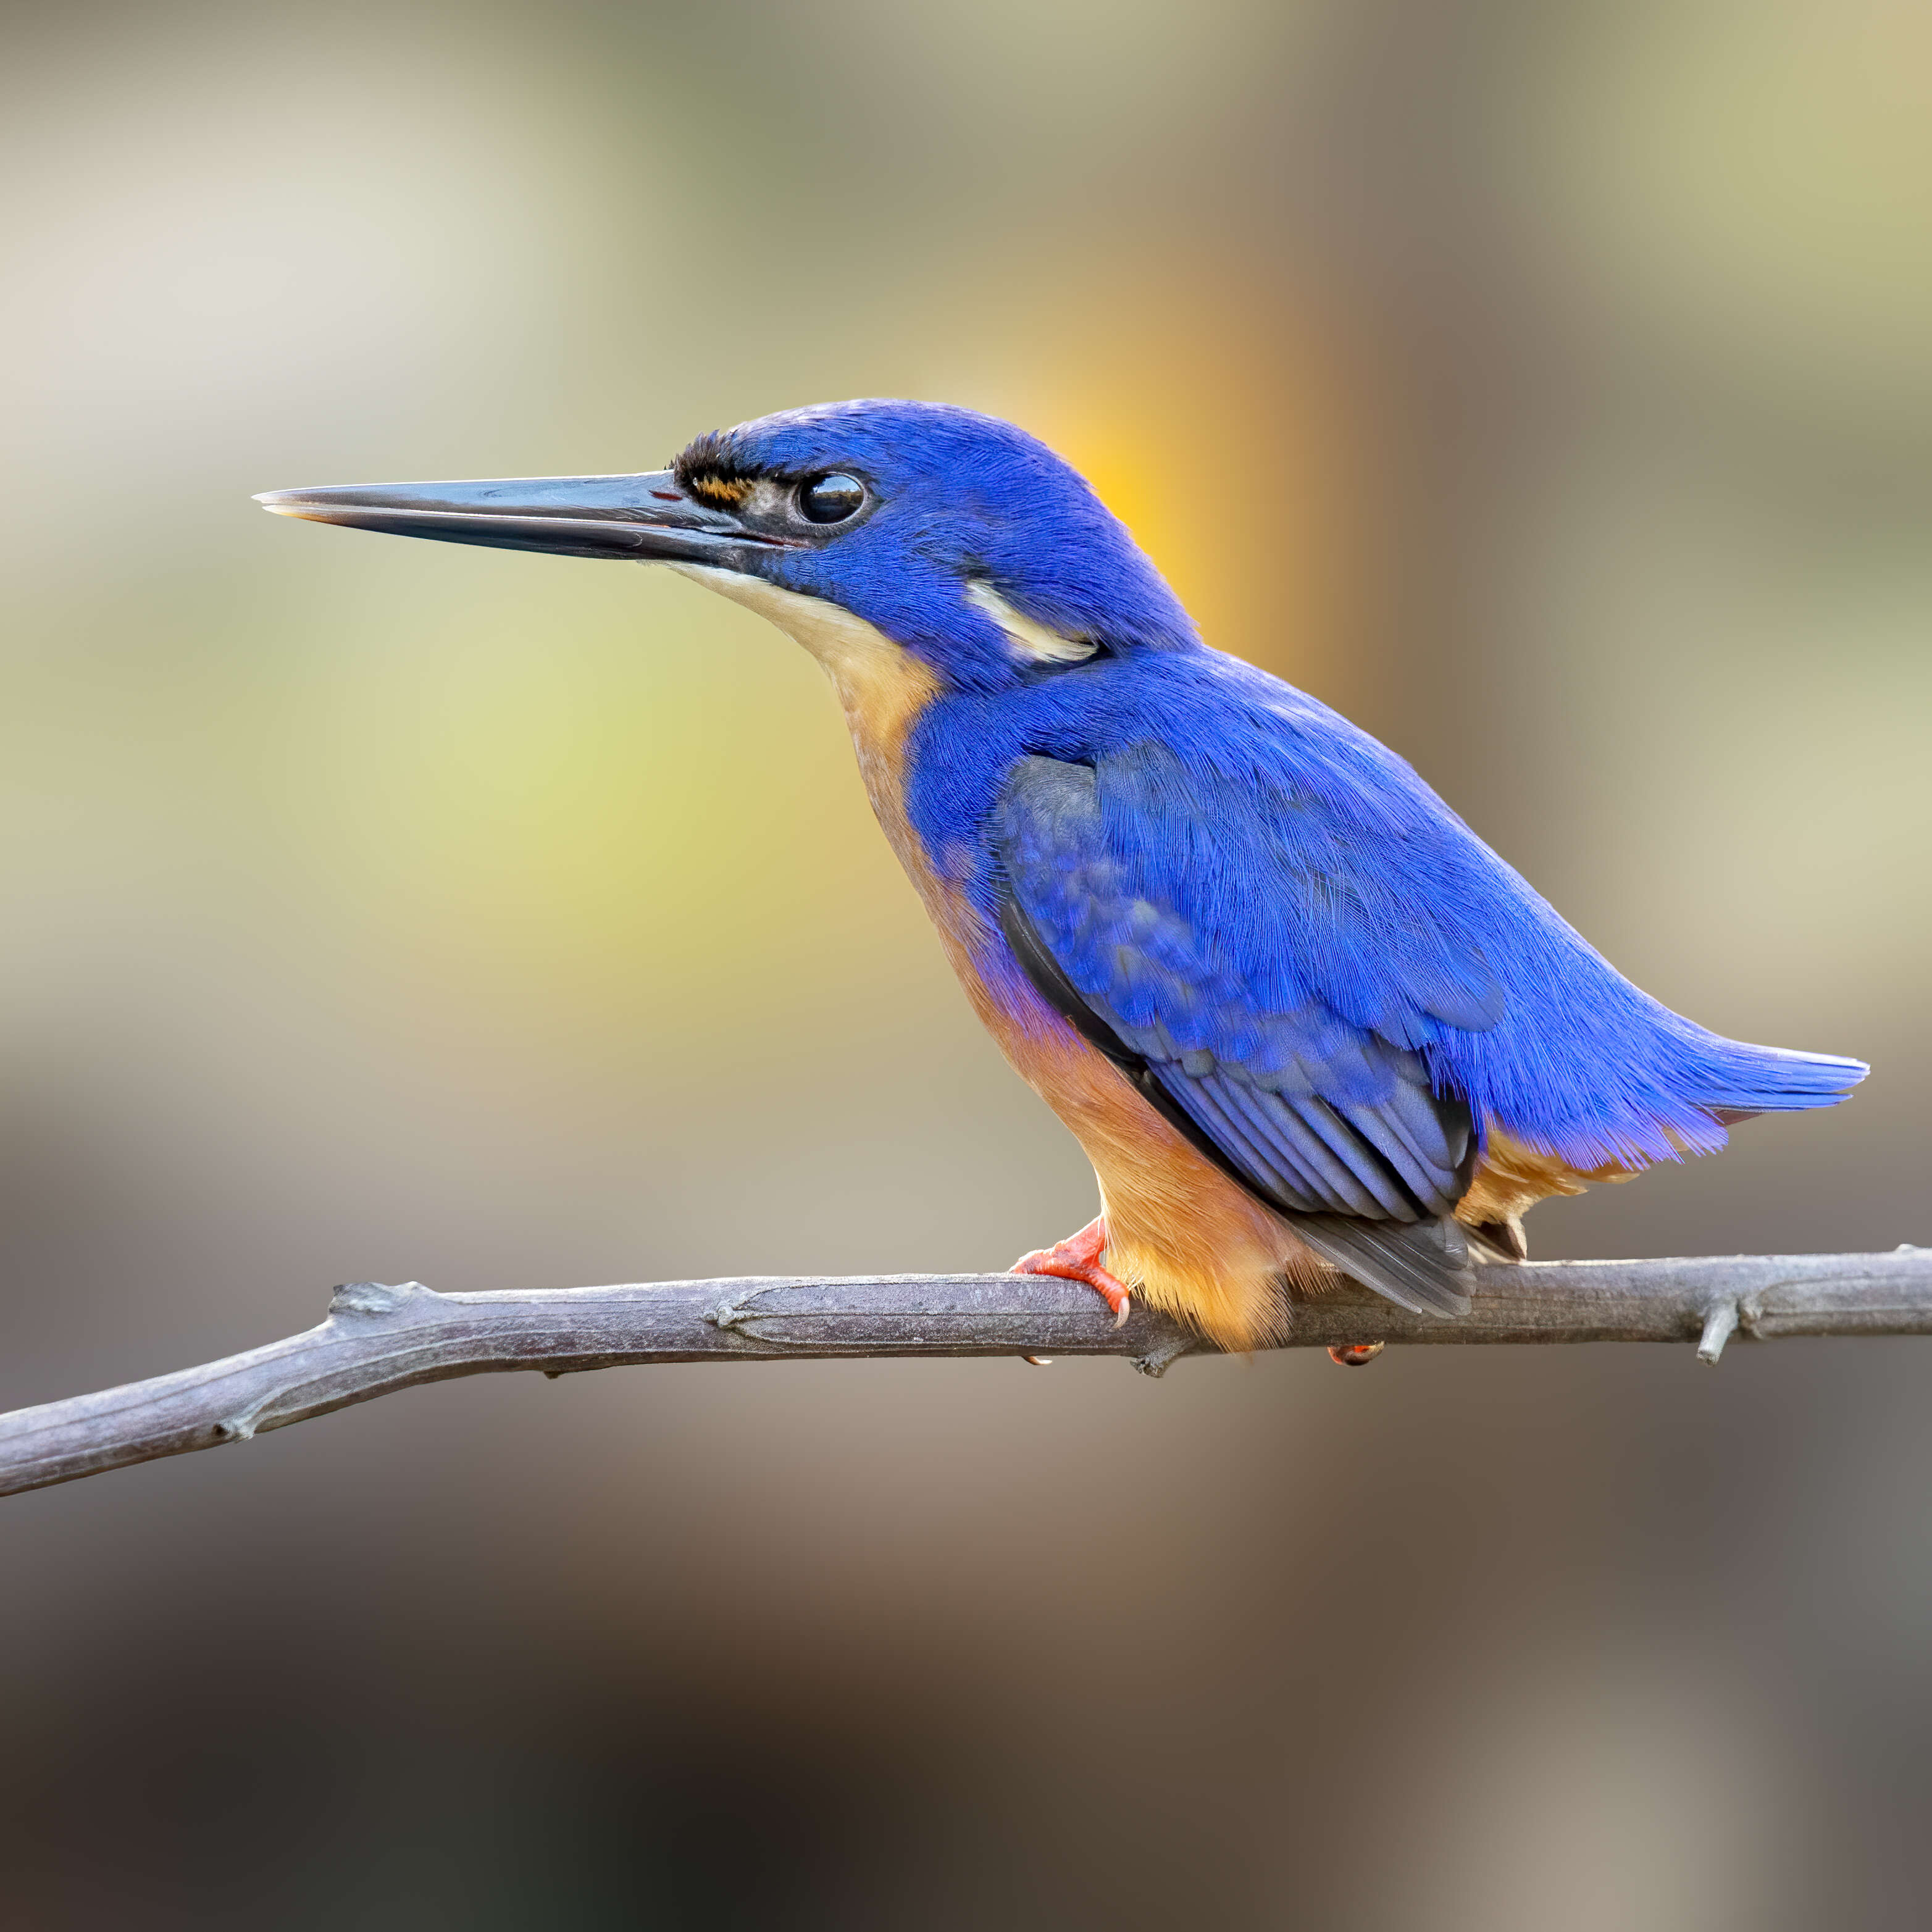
top-left (995, 751), bottom-right (1505, 1316)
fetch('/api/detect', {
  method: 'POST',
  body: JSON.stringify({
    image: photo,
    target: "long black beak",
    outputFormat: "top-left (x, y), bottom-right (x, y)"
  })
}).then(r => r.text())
top-left (254, 470), bottom-right (785, 567)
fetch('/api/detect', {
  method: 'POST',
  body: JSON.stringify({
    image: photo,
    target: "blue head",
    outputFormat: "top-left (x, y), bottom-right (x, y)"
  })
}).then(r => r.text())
top-left (668, 401), bottom-right (1198, 687)
top-left (256, 399), bottom-right (1200, 692)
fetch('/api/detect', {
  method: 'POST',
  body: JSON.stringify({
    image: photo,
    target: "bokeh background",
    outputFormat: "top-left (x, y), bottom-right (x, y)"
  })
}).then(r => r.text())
top-left (3, 1), bottom-right (1929, 1925)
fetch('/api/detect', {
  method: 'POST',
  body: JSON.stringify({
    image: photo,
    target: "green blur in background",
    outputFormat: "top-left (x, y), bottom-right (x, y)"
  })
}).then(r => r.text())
top-left (2, 2), bottom-right (1929, 1926)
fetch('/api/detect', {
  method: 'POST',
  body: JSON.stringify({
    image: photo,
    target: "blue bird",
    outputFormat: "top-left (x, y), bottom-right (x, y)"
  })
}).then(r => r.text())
top-left (257, 400), bottom-right (1867, 1353)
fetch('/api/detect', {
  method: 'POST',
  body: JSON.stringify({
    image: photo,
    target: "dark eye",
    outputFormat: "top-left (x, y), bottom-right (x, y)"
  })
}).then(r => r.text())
top-left (798, 472), bottom-right (865, 524)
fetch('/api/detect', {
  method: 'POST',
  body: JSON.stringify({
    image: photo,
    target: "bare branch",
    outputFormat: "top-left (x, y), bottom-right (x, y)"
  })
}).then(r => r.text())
top-left (4, 1250), bottom-right (1928, 1499)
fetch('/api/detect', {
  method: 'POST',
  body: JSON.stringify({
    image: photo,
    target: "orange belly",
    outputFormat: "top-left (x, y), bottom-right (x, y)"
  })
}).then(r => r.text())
top-left (964, 993), bottom-right (1625, 1346)
top-left (958, 976), bottom-right (1327, 1350)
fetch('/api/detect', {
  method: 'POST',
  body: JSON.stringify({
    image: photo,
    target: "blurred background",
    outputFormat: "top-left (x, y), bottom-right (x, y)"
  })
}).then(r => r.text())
top-left (2, 1), bottom-right (1928, 1925)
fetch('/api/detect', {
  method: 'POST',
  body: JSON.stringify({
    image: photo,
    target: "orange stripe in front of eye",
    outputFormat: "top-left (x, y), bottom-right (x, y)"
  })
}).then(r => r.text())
top-left (687, 475), bottom-right (752, 506)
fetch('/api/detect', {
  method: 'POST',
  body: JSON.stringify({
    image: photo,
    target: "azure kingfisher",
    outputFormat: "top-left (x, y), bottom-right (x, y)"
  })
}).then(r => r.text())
top-left (257, 400), bottom-right (1867, 1356)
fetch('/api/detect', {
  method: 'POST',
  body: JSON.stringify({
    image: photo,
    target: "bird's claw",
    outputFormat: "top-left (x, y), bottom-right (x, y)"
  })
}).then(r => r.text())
top-left (1328, 1341), bottom-right (1385, 1366)
top-left (1013, 1217), bottom-right (1132, 1328)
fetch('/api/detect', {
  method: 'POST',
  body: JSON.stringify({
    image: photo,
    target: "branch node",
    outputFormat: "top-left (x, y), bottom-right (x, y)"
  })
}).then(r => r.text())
top-left (1131, 1332), bottom-right (1195, 1379)
top-left (211, 1397), bottom-right (271, 1443)
top-left (706, 1289), bottom-right (760, 1336)
top-left (1697, 1297), bottom-right (1740, 1366)
top-left (708, 1284), bottom-right (797, 1346)
top-left (329, 1281), bottom-right (433, 1319)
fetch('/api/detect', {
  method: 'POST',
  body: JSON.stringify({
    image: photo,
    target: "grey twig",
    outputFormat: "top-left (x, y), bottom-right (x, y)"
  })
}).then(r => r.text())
top-left (4, 1249), bottom-right (1928, 1499)
top-left (1697, 1296), bottom-right (1742, 1365)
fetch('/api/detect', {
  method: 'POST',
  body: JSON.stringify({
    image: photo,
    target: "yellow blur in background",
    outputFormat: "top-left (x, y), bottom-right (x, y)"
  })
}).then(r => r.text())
top-left (3, 3), bottom-right (1929, 1926)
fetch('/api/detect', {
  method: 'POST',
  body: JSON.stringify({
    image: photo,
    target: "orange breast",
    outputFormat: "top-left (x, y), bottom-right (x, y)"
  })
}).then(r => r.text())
top-left (958, 969), bottom-right (1326, 1349)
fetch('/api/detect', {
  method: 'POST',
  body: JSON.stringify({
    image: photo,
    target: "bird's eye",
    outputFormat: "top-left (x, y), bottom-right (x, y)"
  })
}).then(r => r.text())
top-left (798, 473), bottom-right (866, 524)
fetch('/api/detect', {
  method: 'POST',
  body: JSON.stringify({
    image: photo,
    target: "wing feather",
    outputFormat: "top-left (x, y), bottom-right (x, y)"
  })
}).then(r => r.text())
top-left (995, 752), bottom-right (1492, 1317)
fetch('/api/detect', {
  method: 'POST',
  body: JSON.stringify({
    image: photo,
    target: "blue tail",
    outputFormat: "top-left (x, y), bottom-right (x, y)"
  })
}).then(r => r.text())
top-left (1452, 993), bottom-right (1869, 1174)
top-left (1691, 1036), bottom-right (1868, 1119)
top-left (1606, 1024), bottom-right (1869, 1168)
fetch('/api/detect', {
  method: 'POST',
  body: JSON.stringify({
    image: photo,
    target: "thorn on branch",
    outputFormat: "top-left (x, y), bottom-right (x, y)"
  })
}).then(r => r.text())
top-left (1697, 1298), bottom-right (1740, 1365)
top-left (1131, 1332), bottom-right (1195, 1379)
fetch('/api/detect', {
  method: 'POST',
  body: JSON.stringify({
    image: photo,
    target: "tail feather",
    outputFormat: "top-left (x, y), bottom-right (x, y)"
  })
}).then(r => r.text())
top-left (1292, 1212), bottom-right (1473, 1318)
top-left (1694, 1040), bottom-right (1868, 1115)
top-left (1516, 1033), bottom-right (1871, 1180)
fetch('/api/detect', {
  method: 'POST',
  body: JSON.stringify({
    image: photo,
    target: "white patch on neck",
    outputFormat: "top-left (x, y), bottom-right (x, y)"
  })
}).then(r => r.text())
top-left (666, 562), bottom-right (937, 751)
top-left (669, 563), bottom-right (900, 684)
top-left (667, 564), bottom-right (942, 877)
top-left (965, 580), bottom-right (1098, 665)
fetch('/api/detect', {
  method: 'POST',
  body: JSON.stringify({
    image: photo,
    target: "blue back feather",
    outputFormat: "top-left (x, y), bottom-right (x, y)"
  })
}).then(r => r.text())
top-left (910, 651), bottom-right (1864, 1172)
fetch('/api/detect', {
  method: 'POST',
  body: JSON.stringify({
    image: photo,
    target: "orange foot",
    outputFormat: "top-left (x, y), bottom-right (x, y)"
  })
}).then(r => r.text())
top-left (1013, 1215), bottom-right (1132, 1328)
top-left (1328, 1342), bottom-right (1386, 1367)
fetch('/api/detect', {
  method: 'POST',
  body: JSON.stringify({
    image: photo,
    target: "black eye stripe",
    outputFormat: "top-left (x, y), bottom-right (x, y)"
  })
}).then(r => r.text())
top-left (798, 473), bottom-right (866, 524)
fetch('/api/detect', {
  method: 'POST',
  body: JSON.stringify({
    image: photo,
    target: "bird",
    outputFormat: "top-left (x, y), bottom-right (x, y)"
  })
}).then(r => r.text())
top-left (257, 399), bottom-right (1867, 1357)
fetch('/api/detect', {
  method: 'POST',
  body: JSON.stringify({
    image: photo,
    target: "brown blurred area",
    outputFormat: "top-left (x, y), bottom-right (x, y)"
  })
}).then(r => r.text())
top-left (3, 1), bottom-right (1929, 1925)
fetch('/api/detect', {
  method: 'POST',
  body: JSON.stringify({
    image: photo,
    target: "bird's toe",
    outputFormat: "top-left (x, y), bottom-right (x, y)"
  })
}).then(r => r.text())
top-left (1012, 1218), bottom-right (1133, 1326)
